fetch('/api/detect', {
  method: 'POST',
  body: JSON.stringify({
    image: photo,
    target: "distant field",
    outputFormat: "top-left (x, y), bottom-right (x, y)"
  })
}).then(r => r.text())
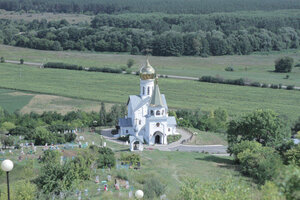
top-left (0, 9), bottom-right (92, 24)
top-left (0, 89), bottom-right (33, 112)
top-left (0, 45), bottom-right (299, 86)
top-left (0, 63), bottom-right (299, 120)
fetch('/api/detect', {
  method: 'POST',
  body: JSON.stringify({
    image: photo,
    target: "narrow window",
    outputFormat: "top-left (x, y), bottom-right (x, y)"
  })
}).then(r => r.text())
top-left (156, 110), bottom-right (160, 115)
top-left (147, 87), bottom-right (150, 95)
top-left (168, 128), bottom-right (170, 132)
top-left (139, 120), bottom-right (141, 125)
top-left (126, 130), bottom-right (128, 133)
top-left (162, 110), bottom-right (164, 115)
top-left (151, 110), bottom-right (154, 115)
top-left (143, 87), bottom-right (145, 95)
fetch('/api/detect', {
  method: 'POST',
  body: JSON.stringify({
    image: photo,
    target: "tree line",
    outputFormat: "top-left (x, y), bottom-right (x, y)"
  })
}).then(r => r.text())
top-left (0, 103), bottom-right (126, 146)
top-left (1, 10), bottom-right (300, 57)
top-left (0, 0), bottom-right (300, 14)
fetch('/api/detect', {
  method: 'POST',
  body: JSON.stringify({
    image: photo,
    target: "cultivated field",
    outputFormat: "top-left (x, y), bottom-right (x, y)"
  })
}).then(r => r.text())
top-left (0, 89), bottom-right (33, 112)
top-left (0, 9), bottom-right (92, 24)
top-left (0, 45), bottom-right (299, 86)
top-left (0, 63), bottom-right (299, 120)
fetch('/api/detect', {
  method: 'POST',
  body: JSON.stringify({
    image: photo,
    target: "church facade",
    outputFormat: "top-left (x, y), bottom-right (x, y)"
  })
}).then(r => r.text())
top-left (117, 60), bottom-right (177, 145)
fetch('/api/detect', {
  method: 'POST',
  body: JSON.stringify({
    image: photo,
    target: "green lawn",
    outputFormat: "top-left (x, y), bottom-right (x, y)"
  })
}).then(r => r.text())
top-left (186, 128), bottom-right (228, 145)
top-left (0, 45), bottom-right (300, 86)
top-left (0, 63), bottom-right (299, 120)
top-left (0, 88), bottom-right (33, 112)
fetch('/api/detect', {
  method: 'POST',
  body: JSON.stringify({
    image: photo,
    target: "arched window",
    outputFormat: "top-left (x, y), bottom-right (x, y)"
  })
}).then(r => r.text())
top-left (139, 120), bottom-right (141, 125)
top-left (147, 87), bottom-right (150, 95)
top-left (162, 110), bottom-right (164, 115)
top-left (156, 110), bottom-right (160, 115)
top-left (151, 110), bottom-right (154, 115)
top-left (143, 87), bottom-right (145, 95)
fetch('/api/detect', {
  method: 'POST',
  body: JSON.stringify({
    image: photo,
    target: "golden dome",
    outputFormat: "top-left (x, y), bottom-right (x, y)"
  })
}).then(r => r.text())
top-left (139, 59), bottom-right (156, 80)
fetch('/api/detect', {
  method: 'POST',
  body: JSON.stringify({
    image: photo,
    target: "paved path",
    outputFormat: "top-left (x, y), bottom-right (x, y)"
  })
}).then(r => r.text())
top-left (6, 60), bottom-right (43, 67)
top-left (101, 128), bottom-right (229, 155)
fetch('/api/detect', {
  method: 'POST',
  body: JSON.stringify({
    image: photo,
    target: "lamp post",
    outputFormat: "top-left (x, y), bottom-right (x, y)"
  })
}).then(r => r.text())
top-left (135, 190), bottom-right (144, 199)
top-left (1, 159), bottom-right (14, 200)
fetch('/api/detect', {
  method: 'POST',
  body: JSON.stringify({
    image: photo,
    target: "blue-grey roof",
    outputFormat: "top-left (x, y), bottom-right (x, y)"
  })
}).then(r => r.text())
top-left (167, 116), bottom-right (176, 125)
top-left (128, 94), bottom-right (168, 112)
top-left (161, 94), bottom-right (168, 110)
top-left (119, 118), bottom-right (133, 127)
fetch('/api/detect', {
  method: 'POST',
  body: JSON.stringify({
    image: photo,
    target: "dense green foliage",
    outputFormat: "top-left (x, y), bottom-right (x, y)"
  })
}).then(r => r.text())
top-left (275, 56), bottom-right (294, 72)
top-left (97, 147), bottom-right (116, 168)
top-left (167, 134), bottom-right (182, 143)
top-left (284, 144), bottom-right (300, 167)
top-left (1, 9), bottom-right (300, 56)
top-left (227, 109), bottom-right (292, 153)
top-left (176, 108), bottom-right (228, 133)
top-left (120, 153), bottom-right (141, 167)
top-left (178, 178), bottom-right (252, 200)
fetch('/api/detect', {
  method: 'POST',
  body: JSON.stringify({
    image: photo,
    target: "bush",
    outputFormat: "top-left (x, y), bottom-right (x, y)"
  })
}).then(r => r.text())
top-left (143, 178), bottom-right (166, 199)
top-left (270, 84), bottom-right (279, 89)
top-left (230, 140), bottom-right (262, 162)
top-left (294, 63), bottom-right (300, 67)
top-left (225, 66), bottom-right (234, 71)
top-left (167, 134), bottom-right (182, 143)
top-left (0, 57), bottom-right (4, 63)
top-left (127, 58), bottom-right (135, 68)
top-left (118, 135), bottom-right (129, 142)
top-left (286, 85), bottom-right (294, 90)
top-left (284, 144), bottom-right (300, 167)
top-left (125, 68), bottom-right (132, 74)
top-left (20, 58), bottom-right (24, 64)
top-left (250, 82), bottom-right (261, 87)
top-left (44, 62), bottom-right (82, 71)
top-left (120, 153), bottom-right (141, 167)
top-left (98, 147), bottom-right (116, 168)
top-left (237, 146), bottom-right (283, 184)
top-left (262, 83), bottom-right (268, 88)
top-left (277, 165), bottom-right (300, 200)
top-left (275, 57), bottom-right (294, 73)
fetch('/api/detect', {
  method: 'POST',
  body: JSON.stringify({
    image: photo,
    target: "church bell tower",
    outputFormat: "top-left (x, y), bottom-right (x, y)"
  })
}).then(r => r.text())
top-left (139, 59), bottom-right (156, 99)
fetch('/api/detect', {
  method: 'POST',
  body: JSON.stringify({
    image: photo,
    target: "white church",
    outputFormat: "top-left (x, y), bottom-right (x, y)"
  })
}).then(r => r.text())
top-left (117, 59), bottom-right (177, 145)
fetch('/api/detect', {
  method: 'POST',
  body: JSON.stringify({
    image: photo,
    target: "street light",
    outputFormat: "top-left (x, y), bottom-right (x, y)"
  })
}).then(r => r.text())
top-left (1, 159), bottom-right (14, 200)
top-left (135, 190), bottom-right (144, 199)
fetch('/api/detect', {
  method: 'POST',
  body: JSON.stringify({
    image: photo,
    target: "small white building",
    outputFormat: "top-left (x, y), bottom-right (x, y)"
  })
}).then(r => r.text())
top-left (118, 59), bottom-right (177, 145)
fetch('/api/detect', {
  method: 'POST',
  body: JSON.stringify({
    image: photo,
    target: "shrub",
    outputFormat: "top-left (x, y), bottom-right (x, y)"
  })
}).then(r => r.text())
top-left (250, 82), bottom-right (261, 87)
top-left (178, 178), bottom-right (252, 200)
top-left (294, 63), bottom-right (300, 67)
top-left (237, 146), bottom-right (283, 184)
top-left (143, 178), bottom-right (166, 199)
top-left (270, 84), bottom-right (279, 89)
top-left (262, 83), bottom-right (268, 88)
top-left (20, 58), bottom-right (24, 64)
top-left (125, 68), bottom-right (132, 74)
top-left (167, 134), bottom-right (182, 143)
top-left (261, 181), bottom-right (284, 200)
top-left (98, 147), bottom-right (116, 168)
top-left (284, 144), bottom-right (300, 167)
top-left (230, 140), bottom-right (262, 162)
top-left (225, 66), bottom-right (234, 71)
top-left (120, 153), bottom-right (141, 167)
top-left (0, 57), bottom-right (4, 63)
top-left (286, 85), bottom-right (294, 90)
top-left (275, 57), bottom-right (294, 72)
top-left (127, 58), bottom-right (135, 68)
top-left (277, 165), bottom-right (300, 200)
top-left (118, 135), bottom-right (129, 142)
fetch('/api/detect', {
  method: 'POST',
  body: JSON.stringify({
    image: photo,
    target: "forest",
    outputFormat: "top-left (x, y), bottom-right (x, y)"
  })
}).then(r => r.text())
top-left (1, 10), bottom-right (300, 56)
top-left (0, 0), bottom-right (300, 14)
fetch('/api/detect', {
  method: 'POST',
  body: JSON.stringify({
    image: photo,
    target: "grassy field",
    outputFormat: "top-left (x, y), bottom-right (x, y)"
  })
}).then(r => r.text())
top-left (0, 9), bottom-right (92, 24)
top-left (0, 45), bottom-right (300, 86)
top-left (0, 63), bottom-right (299, 120)
top-left (0, 131), bottom-right (259, 200)
top-left (187, 128), bottom-right (228, 145)
top-left (0, 89), bottom-right (34, 112)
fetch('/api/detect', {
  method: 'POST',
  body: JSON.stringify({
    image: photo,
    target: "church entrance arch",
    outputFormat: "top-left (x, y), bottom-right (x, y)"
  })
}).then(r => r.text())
top-left (153, 131), bottom-right (163, 144)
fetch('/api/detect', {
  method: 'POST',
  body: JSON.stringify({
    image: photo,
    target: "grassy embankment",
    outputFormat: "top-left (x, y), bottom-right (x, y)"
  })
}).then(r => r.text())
top-left (0, 45), bottom-right (300, 86)
top-left (0, 63), bottom-right (299, 120)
